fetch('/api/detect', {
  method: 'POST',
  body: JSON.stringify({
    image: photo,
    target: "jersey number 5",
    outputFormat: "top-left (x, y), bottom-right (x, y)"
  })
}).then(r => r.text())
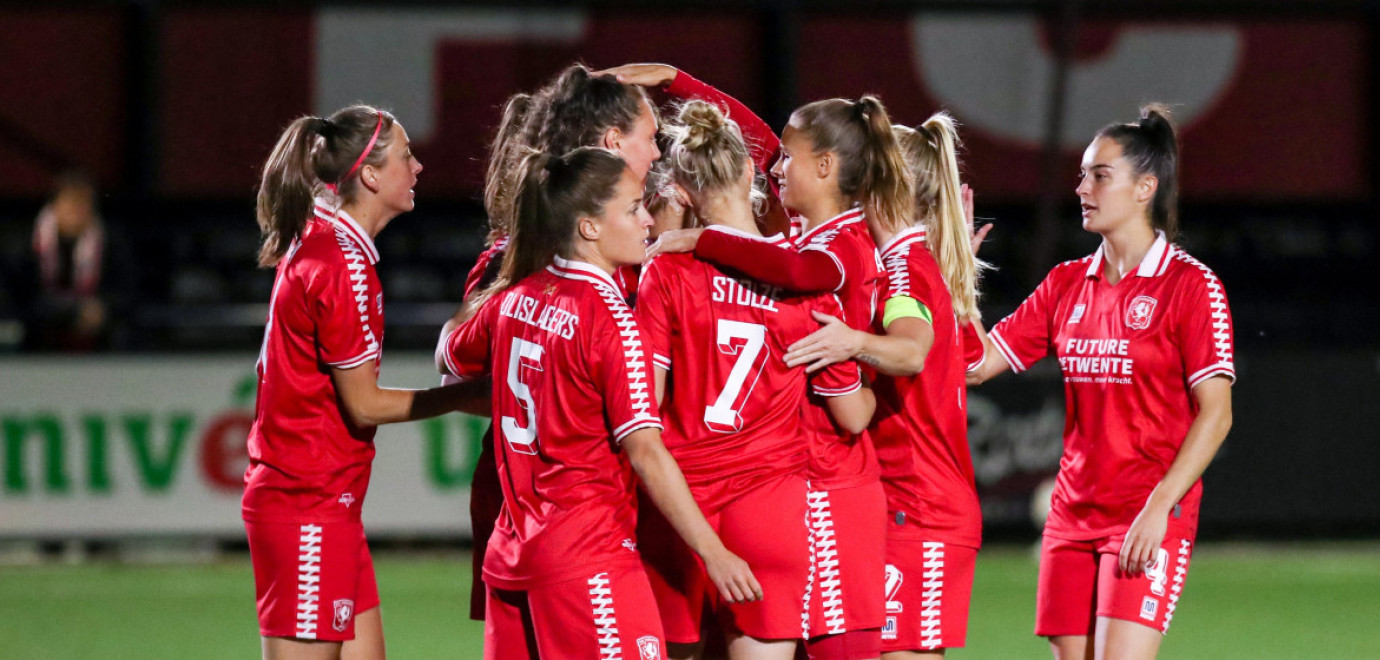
top-left (501, 337), bottom-right (544, 455)
top-left (704, 320), bottom-right (767, 433)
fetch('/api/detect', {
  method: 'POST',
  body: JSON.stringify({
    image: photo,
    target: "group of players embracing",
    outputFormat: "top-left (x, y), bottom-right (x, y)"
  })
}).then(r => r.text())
top-left (244, 60), bottom-right (1235, 660)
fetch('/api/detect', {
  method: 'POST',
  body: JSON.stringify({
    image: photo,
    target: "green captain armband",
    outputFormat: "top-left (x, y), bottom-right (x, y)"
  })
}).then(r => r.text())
top-left (883, 295), bottom-right (933, 329)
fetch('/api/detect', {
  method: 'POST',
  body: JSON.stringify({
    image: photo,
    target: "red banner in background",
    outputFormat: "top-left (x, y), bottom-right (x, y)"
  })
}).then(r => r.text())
top-left (0, 9), bottom-right (1367, 202)
top-left (0, 9), bottom-right (126, 196)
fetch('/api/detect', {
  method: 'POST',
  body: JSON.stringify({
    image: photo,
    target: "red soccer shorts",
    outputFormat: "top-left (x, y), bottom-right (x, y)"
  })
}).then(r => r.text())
top-left (1035, 526), bottom-right (1196, 636)
top-left (805, 481), bottom-right (887, 640)
top-left (880, 533), bottom-right (978, 652)
top-left (641, 472), bottom-right (810, 642)
top-left (246, 520), bottom-right (379, 642)
top-left (484, 566), bottom-right (667, 660)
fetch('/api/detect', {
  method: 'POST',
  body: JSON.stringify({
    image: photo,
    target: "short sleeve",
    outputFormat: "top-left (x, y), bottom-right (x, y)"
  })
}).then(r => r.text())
top-left (1176, 270), bottom-right (1236, 388)
top-left (808, 294), bottom-right (863, 396)
top-left (443, 294), bottom-right (499, 379)
top-left (591, 300), bottom-right (662, 443)
top-left (314, 264), bottom-right (381, 369)
top-left (959, 322), bottom-right (986, 373)
top-left (989, 269), bottom-right (1060, 373)
top-left (635, 257), bottom-right (676, 372)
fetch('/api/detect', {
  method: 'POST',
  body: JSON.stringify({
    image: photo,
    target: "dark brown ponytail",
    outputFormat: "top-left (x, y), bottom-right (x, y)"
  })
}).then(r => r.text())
top-left (255, 105), bottom-right (397, 267)
top-left (1096, 103), bottom-right (1180, 240)
top-left (483, 93), bottom-right (533, 244)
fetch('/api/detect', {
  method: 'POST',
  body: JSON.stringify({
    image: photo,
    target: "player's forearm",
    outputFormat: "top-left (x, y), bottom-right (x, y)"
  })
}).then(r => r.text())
top-left (824, 386), bottom-right (875, 435)
top-left (625, 431), bottom-right (727, 560)
top-left (346, 382), bottom-right (487, 427)
top-left (858, 330), bottom-right (933, 377)
top-left (967, 327), bottom-right (1011, 385)
top-left (695, 231), bottom-right (842, 293)
top-left (664, 69), bottom-right (780, 174)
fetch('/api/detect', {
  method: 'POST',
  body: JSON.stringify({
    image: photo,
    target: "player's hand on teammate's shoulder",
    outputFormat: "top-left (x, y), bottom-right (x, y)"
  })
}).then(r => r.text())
top-left (646, 228), bottom-right (705, 258)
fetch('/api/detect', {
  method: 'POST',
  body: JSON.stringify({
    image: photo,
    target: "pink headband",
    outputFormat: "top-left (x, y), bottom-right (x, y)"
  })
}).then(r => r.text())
top-left (326, 111), bottom-right (384, 194)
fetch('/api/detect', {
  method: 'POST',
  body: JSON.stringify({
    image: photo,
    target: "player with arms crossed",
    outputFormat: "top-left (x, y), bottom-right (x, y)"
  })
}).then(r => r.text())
top-left (441, 147), bottom-right (759, 659)
top-left (245, 105), bottom-right (484, 660)
top-left (637, 100), bottom-right (877, 660)
top-left (969, 105), bottom-right (1235, 660)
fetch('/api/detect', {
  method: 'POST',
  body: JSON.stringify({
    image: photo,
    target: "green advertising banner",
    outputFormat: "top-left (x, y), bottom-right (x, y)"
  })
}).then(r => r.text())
top-left (0, 355), bottom-right (486, 539)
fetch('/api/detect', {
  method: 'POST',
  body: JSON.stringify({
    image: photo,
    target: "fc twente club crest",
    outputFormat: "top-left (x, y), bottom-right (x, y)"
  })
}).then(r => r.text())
top-left (1125, 295), bottom-right (1158, 330)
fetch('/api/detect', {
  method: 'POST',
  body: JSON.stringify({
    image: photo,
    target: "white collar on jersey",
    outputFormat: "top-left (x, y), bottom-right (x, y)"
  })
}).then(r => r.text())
top-left (797, 205), bottom-right (865, 243)
top-left (878, 224), bottom-right (928, 257)
top-left (703, 224), bottom-right (791, 247)
top-left (1085, 230), bottom-right (1171, 279)
top-left (549, 255), bottom-right (620, 291)
top-left (313, 196), bottom-right (380, 265)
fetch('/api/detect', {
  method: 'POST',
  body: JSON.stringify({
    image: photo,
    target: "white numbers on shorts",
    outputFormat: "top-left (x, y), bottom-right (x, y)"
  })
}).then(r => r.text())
top-left (500, 337), bottom-right (544, 455)
top-left (703, 320), bottom-right (768, 433)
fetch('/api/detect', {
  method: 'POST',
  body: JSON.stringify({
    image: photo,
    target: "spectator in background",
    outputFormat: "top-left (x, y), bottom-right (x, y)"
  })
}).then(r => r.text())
top-left (18, 172), bottom-right (134, 351)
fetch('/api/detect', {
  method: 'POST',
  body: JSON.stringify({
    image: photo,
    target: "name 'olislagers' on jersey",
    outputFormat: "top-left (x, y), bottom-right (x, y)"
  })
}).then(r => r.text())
top-left (442, 256), bottom-right (661, 592)
top-left (988, 232), bottom-right (1235, 540)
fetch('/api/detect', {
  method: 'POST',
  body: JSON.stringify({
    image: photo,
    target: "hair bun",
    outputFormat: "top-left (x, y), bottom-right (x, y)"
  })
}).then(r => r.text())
top-left (678, 100), bottom-right (728, 151)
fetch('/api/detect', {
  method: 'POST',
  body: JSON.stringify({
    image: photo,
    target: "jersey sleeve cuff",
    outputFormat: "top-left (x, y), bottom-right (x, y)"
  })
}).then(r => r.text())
top-left (613, 417), bottom-right (663, 444)
top-left (652, 353), bottom-right (671, 371)
top-left (987, 329), bottom-right (1027, 373)
top-left (812, 380), bottom-right (863, 397)
top-left (798, 245), bottom-right (847, 292)
top-left (440, 327), bottom-right (463, 377)
top-left (1188, 363), bottom-right (1236, 388)
top-left (326, 349), bottom-right (379, 370)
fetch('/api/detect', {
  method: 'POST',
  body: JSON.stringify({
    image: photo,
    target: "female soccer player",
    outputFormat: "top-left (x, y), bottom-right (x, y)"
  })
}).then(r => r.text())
top-left (969, 105), bottom-right (1235, 660)
top-left (780, 114), bottom-right (986, 658)
top-left (637, 100), bottom-right (876, 660)
top-left (442, 147), bottom-right (760, 659)
top-left (245, 105), bottom-right (484, 660)
top-left (649, 93), bottom-right (913, 660)
top-left (442, 64), bottom-right (663, 622)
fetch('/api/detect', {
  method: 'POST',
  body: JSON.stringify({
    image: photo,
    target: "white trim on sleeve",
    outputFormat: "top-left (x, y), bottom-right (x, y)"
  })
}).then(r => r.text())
top-left (1188, 364), bottom-right (1236, 388)
top-left (327, 349), bottom-right (379, 370)
top-left (613, 418), bottom-right (663, 444)
top-left (987, 329), bottom-right (1026, 373)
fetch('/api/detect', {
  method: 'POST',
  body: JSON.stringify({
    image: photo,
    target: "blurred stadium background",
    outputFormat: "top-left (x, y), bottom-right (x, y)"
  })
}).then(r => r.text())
top-left (1, 1), bottom-right (1377, 657)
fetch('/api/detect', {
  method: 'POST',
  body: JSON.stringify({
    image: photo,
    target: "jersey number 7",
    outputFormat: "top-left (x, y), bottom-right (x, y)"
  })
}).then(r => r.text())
top-left (501, 337), bottom-right (544, 455)
top-left (704, 320), bottom-right (768, 434)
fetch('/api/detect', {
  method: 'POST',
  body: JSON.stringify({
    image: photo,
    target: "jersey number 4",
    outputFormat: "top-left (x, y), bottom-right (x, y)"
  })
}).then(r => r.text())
top-left (703, 320), bottom-right (768, 433)
top-left (501, 337), bottom-right (544, 455)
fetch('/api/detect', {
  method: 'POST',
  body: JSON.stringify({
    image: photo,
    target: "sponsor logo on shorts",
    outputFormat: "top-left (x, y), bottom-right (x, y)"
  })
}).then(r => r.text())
top-left (332, 598), bottom-right (354, 632)
top-left (882, 616), bottom-right (898, 641)
top-left (1125, 295), bottom-right (1157, 330)
top-left (637, 635), bottom-right (661, 659)
top-left (885, 564), bottom-right (904, 613)
top-left (1145, 547), bottom-right (1170, 597)
top-left (1069, 303), bottom-right (1086, 324)
top-left (1140, 596), bottom-right (1159, 621)
top-left (338, 493), bottom-right (355, 508)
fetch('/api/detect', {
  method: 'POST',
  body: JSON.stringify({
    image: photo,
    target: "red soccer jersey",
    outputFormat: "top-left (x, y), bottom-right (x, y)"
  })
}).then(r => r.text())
top-left (243, 200), bottom-right (385, 524)
top-left (989, 234), bottom-right (1236, 540)
top-left (636, 229), bottom-right (863, 512)
top-left (870, 227), bottom-right (981, 548)
top-left (793, 209), bottom-right (884, 488)
top-left (443, 256), bottom-right (662, 590)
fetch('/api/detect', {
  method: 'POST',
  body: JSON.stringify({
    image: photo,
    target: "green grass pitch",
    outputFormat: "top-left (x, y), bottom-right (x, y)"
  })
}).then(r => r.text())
top-left (1, 543), bottom-right (1376, 658)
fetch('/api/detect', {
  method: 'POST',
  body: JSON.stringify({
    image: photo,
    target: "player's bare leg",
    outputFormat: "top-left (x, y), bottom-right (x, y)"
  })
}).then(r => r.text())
top-left (1093, 617), bottom-right (1162, 660)
top-left (262, 637), bottom-right (342, 660)
top-left (1048, 634), bottom-right (1093, 660)
top-left (724, 631), bottom-right (796, 660)
top-left (340, 606), bottom-right (386, 660)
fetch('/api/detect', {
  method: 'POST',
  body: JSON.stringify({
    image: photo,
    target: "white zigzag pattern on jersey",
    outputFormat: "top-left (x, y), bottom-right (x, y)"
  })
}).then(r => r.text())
top-left (334, 227), bottom-right (380, 359)
top-left (920, 541), bottom-right (946, 649)
top-left (1172, 250), bottom-right (1233, 366)
top-left (296, 524), bottom-right (323, 639)
top-left (588, 572), bottom-right (623, 659)
top-left (1162, 539), bottom-right (1192, 633)
top-left (588, 281), bottom-right (654, 421)
top-left (801, 486), bottom-right (815, 640)
top-left (883, 242), bottom-right (913, 299)
top-left (808, 490), bottom-right (845, 634)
